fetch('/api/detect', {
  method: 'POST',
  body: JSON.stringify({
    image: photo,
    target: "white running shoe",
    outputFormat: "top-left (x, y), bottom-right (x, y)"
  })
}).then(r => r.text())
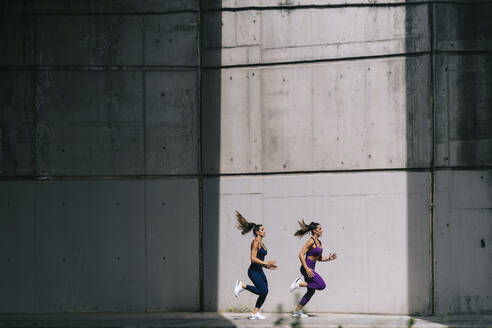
top-left (290, 277), bottom-right (302, 292)
top-left (249, 312), bottom-right (266, 320)
top-left (234, 280), bottom-right (244, 297)
top-left (254, 311), bottom-right (266, 320)
top-left (291, 310), bottom-right (308, 318)
top-left (248, 313), bottom-right (258, 320)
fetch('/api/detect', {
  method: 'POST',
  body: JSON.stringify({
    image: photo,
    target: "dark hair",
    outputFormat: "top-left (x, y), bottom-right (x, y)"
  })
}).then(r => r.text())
top-left (235, 211), bottom-right (262, 236)
top-left (294, 219), bottom-right (319, 238)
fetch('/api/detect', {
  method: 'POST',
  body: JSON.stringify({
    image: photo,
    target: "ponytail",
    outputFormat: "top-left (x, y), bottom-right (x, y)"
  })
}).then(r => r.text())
top-left (235, 211), bottom-right (259, 235)
top-left (294, 219), bottom-right (319, 238)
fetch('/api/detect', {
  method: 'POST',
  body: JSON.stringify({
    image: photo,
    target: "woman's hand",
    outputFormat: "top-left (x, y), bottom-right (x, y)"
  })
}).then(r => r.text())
top-left (266, 260), bottom-right (277, 270)
top-left (328, 252), bottom-right (337, 261)
top-left (305, 267), bottom-right (314, 278)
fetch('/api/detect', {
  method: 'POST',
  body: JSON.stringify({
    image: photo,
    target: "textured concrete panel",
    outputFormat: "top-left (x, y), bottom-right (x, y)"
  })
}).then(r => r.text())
top-left (35, 180), bottom-right (146, 312)
top-left (10, 13), bottom-right (199, 67)
top-left (38, 122), bottom-right (144, 176)
top-left (145, 71), bottom-right (199, 175)
top-left (0, 17), bottom-right (34, 66)
top-left (31, 69), bottom-right (199, 176)
top-left (36, 15), bottom-right (143, 66)
top-left (202, 56), bottom-right (431, 174)
top-left (434, 170), bottom-right (492, 314)
top-left (203, 172), bottom-right (431, 314)
top-left (0, 178), bottom-right (200, 313)
top-left (0, 0), bottom-right (197, 13)
top-left (37, 71), bottom-right (143, 123)
top-left (434, 3), bottom-right (492, 51)
top-left (146, 178), bottom-right (200, 311)
top-left (435, 55), bottom-right (492, 167)
top-left (202, 5), bottom-right (429, 66)
top-left (1, 124), bottom-right (34, 176)
top-left (0, 182), bottom-right (36, 312)
top-left (10, 71), bottom-right (149, 176)
top-left (201, 0), bottom-right (426, 10)
top-left (144, 13), bottom-right (199, 66)
top-left (0, 72), bottom-right (35, 123)
top-left (144, 0), bottom-right (198, 12)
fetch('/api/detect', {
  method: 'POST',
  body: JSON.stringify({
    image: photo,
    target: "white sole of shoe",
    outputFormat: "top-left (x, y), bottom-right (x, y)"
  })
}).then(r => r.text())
top-left (290, 278), bottom-right (301, 292)
top-left (234, 281), bottom-right (242, 297)
top-left (292, 312), bottom-right (308, 318)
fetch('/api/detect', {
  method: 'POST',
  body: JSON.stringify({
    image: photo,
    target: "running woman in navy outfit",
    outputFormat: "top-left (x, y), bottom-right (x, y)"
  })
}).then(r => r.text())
top-left (289, 220), bottom-right (337, 317)
top-left (233, 211), bottom-right (277, 320)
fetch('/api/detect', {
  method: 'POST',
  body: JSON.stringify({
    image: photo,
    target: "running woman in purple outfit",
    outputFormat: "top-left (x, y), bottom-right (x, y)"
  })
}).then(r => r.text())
top-left (289, 220), bottom-right (337, 317)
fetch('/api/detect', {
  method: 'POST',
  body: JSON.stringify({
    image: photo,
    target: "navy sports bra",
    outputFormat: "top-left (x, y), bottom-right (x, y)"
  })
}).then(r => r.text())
top-left (250, 244), bottom-right (267, 271)
top-left (257, 245), bottom-right (267, 260)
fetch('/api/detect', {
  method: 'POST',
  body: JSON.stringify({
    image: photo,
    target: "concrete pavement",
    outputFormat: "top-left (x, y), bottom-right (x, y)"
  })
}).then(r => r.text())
top-left (0, 312), bottom-right (491, 328)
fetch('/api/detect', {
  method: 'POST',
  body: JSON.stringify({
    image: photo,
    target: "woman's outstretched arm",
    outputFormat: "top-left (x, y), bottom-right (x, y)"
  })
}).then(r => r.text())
top-left (319, 252), bottom-right (337, 262)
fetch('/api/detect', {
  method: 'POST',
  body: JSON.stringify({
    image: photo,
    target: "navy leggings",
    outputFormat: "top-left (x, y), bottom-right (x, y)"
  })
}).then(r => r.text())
top-left (245, 268), bottom-right (269, 309)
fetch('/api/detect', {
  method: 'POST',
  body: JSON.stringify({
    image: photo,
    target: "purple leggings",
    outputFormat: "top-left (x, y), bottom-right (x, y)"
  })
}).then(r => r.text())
top-left (299, 259), bottom-right (326, 306)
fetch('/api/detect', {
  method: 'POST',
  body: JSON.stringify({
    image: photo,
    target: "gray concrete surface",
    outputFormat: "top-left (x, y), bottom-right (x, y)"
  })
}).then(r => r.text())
top-left (202, 0), bottom-right (429, 9)
top-left (0, 6), bottom-right (200, 177)
top-left (202, 5), bottom-right (429, 67)
top-left (0, 313), bottom-right (491, 328)
top-left (202, 56), bottom-right (431, 174)
top-left (203, 172), bottom-right (431, 314)
top-left (0, 14), bottom-right (198, 66)
top-left (1, 0), bottom-right (202, 314)
top-left (0, 1), bottom-right (198, 13)
top-left (434, 54), bottom-right (492, 167)
top-left (434, 3), bottom-right (492, 52)
top-left (431, 0), bottom-right (492, 316)
top-left (0, 179), bottom-right (200, 312)
top-left (433, 171), bottom-right (492, 314)
top-left (1, 0), bottom-right (491, 316)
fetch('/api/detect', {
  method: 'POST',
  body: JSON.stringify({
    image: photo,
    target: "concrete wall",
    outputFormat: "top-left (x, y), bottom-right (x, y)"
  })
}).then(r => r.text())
top-left (1, 0), bottom-right (491, 315)
top-left (201, 0), bottom-right (491, 315)
top-left (0, 0), bottom-right (201, 312)
top-left (432, 2), bottom-right (492, 315)
top-left (434, 171), bottom-right (492, 314)
top-left (0, 179), bottom-right (199, 312)
top-left (201, 0), bottom-right (434, 315)
top-left (203, 172), bottom-right (431, 313)
top-left (202, 5), bottom-right (429, 66)
top-left (202, 56), bottom-right (431, 173)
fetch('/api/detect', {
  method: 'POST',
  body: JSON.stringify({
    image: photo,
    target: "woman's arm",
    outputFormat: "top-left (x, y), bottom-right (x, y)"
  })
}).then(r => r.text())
top-left (319, 252), bottom-right (337, 262)
top-left (250, 240), bottom-right (272, 267)
top-left (298, 238), bottom-right (314, 269)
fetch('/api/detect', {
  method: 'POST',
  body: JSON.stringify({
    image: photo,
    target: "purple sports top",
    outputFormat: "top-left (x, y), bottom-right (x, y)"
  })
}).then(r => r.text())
top-left (306, 237), bottom-right (323, 258)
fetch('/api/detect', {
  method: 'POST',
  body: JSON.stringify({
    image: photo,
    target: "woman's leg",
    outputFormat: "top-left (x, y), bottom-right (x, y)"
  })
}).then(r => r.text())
top-left (245, 269), bottom-right (268, 312)
top-left (296, 268), bottom-right (325, 310)
top-left (306, 271), bottom-right (326, 290)
top-left (299, 288), bottom-right (315, 306)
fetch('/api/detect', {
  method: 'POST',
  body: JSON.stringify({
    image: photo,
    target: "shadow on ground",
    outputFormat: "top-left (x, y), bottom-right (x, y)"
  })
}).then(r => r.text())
top-left (0, 312), bottom-right (236, 328)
